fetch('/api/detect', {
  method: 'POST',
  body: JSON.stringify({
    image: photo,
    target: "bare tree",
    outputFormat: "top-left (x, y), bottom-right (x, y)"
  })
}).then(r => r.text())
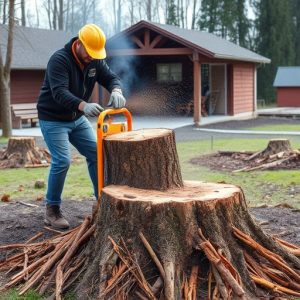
top-left (138, 0), bottom-right (144, 20)
top-left (0, 0), bottom-right (15, 137)
top-left (155, 0), bottom-right (161, 23)
top-left (146, 0), bottom-right (152, 21)
top-left (128, 0), bottom-right (136, 25)
top-left (58, 0), bottom-right (63, 30)
top-left (2, 0), bottom-right (7, 24)
top-left (43, 0), bottom-right (52, 29)
top-left (113, 0), bottom-right (122, 33)
top-left (20, 0), bottom-right (25, 26)
top-left (35, 0), bottom-right (40, 27)
top-left (65, 0), bottom-right (69, 30)
top-left (191, 0), bottom-right (200, 29)
top-left (52, 0), bottom-right (57, 29)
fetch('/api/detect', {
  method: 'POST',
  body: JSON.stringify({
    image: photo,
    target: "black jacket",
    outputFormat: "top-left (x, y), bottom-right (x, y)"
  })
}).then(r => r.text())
top-left (37, 37), bottom-right (121, 121)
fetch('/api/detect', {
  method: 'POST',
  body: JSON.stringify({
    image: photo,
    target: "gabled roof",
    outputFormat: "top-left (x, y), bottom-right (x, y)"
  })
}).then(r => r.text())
top-left (273, 67), bottom-right (300, 87)
top-left (108, 20), bottom-right (270, 64)
top-left (0, 25), bottom-right (73, 70)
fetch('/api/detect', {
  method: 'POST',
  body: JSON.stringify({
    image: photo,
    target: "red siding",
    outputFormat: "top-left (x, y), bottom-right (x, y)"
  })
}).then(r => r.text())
top-left (277, 87), bottom-right (300, 107)
top-left (232, 63), bottom-right (254, 114)
top-left (11, 70), bottom-right (45, 104)
top-left (11, 70), bottom-right (99, 105)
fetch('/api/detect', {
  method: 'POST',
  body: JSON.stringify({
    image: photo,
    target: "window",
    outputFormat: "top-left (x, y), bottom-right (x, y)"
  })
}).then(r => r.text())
top-left (157, 63), bottom-right (182, 82)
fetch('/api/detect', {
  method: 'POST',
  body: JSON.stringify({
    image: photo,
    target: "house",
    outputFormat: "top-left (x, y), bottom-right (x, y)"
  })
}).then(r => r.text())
top-left (105, 20), bottom-right (270, 126)
top-left (273, 67), bottom-right (300, 107)
top-left (0, 25), bottom-right (73, 105)
top-left (0, 25), bottom-right (99, 128)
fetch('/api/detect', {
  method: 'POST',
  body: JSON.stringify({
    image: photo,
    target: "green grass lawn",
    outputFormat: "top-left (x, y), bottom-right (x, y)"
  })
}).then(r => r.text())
top-left (245, 124), bottom-right (300, 132)
top-left (0, 137), bottom-right (9, 146)
top-left (0, 137), bottom-right (299, 208)
top-left (1, 137), bottom-right (300, 299)
top-left (177, 138), bottom-right (300, 208)
top-left (0, 158), bottom-right (94, 203)
top-left (1, 289), bottom-right (75, 300)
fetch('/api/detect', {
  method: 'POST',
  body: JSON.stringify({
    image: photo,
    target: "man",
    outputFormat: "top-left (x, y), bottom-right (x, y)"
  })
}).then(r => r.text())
top-left (37, 24), bottom-right (126, 229)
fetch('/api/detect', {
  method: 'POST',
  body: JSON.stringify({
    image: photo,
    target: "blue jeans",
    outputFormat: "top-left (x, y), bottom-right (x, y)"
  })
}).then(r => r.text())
top-left (39, 116), bottom-right (98, 206)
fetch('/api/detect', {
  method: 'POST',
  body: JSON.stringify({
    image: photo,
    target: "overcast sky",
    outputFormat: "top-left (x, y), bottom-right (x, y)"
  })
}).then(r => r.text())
top-left (20, 0), bottom-right (255, 36)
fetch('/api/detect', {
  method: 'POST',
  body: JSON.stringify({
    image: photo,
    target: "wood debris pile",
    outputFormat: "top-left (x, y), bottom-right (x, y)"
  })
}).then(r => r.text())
top-left (0, 137), bottom-right (50, 169)
top-left (220, 139), bottom-right (300, 172)
top-left (1, 220), bottom-right (300, 299)
top-left (0, 217), bottom-right (95, 300)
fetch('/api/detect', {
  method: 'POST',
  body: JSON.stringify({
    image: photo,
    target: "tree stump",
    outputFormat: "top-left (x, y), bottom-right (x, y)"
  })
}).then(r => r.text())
top-left (104, 129), bottom-right (183, 190)
top-left (0, 137), bottom-right (50, 168)
top-left (248, 139), bottom-right (293, 161)
top-left (75, 129), bottom-right (300, 299)
top-left (233, 139), bottom-right (300, 172)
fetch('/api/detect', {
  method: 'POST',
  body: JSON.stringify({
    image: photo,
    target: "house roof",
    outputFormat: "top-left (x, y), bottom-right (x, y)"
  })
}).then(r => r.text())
top-left (0, 25), bottom-right (73, 70)
top-left (107, 20), bottom-right (270, 64)
top-left (273, 67), bottom-right (300, 87)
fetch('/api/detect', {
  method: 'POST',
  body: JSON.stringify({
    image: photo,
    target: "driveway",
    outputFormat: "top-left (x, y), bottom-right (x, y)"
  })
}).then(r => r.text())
top-left (1, 115), bottom-right (300, 143)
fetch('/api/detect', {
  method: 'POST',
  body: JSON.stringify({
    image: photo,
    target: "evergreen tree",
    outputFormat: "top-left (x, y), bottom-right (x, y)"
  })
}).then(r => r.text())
top-left (220, 0), bottom-right (237, 40)
top-left (255, 0), bottom-right (295, 102)
top-left (198, 0), bottom-right (220, 33)
top-left (198, 0), bottom-right (250, 47)
top-left (166, 0), bottom-right (179, 26)
top-left (290, 0), bottom-right (300, 65)
top-left (236, 0), bottom-right (251, 47)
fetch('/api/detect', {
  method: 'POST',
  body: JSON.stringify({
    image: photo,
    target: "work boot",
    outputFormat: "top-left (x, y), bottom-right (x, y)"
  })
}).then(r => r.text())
top-left (44, 204), bottom-right (70, 229)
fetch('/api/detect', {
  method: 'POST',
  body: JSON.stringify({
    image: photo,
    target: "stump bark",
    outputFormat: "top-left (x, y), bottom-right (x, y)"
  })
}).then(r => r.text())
top-left (0, 137), bottom-right (50, 168)
top-left (75, 129), bottom-right (300, 299)
top-left (104, 129), bottom-right (183, 190)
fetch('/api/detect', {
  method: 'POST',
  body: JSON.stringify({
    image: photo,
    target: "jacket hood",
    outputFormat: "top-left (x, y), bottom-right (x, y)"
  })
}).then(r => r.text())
top-left (64, 37), bottom-right (78, 53)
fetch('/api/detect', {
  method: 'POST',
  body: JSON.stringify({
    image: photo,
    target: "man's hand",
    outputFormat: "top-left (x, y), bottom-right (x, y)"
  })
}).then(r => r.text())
top-left (107, 89), bottom-right (126, 108)
top-left (80, 102), bottom-right (104, 117)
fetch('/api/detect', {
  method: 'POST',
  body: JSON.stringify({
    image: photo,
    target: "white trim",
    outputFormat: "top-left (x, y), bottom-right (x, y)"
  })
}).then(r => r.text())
top-left (224, 64), bottom-right (227, 115)
top-left (254, 66), bottom-right (257, 112)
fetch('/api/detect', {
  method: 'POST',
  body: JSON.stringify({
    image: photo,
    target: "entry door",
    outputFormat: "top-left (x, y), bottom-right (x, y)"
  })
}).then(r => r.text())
top-left (209, 64), bottom-right (227, 114)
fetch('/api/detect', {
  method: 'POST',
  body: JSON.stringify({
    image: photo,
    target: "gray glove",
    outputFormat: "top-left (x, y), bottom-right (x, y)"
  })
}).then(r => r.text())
top-left (108, 89), bottom-right (126, 108)
top-left (83, 103), bottom-right (104, 117)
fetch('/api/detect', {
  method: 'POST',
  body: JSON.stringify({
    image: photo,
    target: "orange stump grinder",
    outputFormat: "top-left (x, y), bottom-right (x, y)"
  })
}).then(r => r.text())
top-left (96, 108), bottom-right (132, 202)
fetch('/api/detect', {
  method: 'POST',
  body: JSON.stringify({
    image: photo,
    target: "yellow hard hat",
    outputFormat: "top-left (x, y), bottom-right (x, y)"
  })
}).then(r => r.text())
top-left (78, 24), bottom-right (106, 59)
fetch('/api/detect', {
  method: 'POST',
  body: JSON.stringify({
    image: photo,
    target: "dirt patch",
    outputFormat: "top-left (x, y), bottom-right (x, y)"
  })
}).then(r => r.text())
top-left (0, 200), bottom-right (299, 248)
top-left (0, 200), bottom-right (93, 258)
top-left (0, 200), bottom-right (299, 292)
top-left (191, 152), bottom-right (300, 172)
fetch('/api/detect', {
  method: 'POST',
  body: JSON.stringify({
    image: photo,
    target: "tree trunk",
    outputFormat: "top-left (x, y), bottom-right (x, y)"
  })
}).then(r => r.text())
top-left (104, 129), bottom-right (183, 190)
top-left (0, 137), bottom-right (51, 168)
top-left (21, 0), bottom-right (25, 26)
top-left (58, 0), bottom-right (63, 30)
top-left (0, 0), bottom-right (15, 137)
top-left (75, 129), bottom-right (300, 299)
top-left (0, 78), bottom-right (12, 137)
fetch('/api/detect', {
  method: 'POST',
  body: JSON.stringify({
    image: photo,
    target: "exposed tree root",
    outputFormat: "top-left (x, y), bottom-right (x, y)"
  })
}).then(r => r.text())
top-left (0, 217), bottom-right (94, 298)
top-left (1, 219), bottom-right (300, 299)
top-left (0, 137), bottom-right (51, 169)
top-left (226, 139), bottom-right (300, 172)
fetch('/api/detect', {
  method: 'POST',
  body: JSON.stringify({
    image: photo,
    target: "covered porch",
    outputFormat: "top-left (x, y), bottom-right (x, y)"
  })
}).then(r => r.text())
top-left (105, 21), bottom-right (269, 126)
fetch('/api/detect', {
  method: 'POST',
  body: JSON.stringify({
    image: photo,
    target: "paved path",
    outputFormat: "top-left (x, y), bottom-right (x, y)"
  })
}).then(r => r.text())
top-left (1, 113), bottom-right (300, 143)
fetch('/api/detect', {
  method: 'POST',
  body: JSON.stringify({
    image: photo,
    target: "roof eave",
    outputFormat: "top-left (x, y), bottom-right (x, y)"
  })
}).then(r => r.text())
top-left (12, 66), bottom-right (46, 70)
top-left (274, 85), bottom-right (300, 88)
top-left (108, 20), bottom-right (215, 59)
top-left (213, 53), bottom-right (270, 64)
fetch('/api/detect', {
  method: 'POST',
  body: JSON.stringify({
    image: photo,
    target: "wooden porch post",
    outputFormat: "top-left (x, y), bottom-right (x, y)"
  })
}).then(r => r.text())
top-left (193, 52), bottom-right (201, 126)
